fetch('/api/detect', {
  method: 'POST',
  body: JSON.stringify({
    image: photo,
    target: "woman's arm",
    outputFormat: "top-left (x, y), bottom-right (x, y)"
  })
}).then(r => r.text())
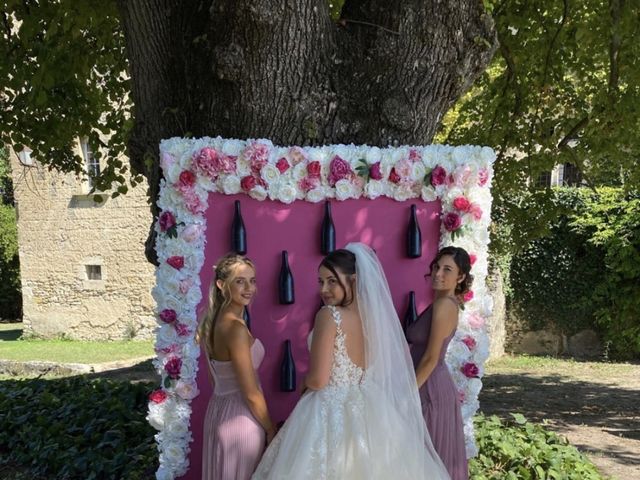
top-left (415, 299), bottom-right (458, 388)
top-left (227, 323), bottom-right (276, 441)
top-left (304, 308), bottom-right (337, 391)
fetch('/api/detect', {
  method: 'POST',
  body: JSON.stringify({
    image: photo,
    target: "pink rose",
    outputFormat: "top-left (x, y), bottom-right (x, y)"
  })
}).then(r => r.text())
top-left (443, 212), bottom-right (462, 232)
top-left (469, 203), bottom-right (483, 220)
top-left (179, 278), bottom-right (194, 294)
top-left (164, 356), bottom-right (182, 379)
top-left (174, 322), bottom-right (191, 337)
top-left (159, 309), bottom-right (177, 323)
top-left (461, 362), bottom-right (479, 378)
top-left (176, 170), bottom-right (196, 194)
top-left (369, 162), bottom-right (383, 180)
top-left (149, 389), bottom-right (168, 404)
top-left (463, 290), bottom-right (474, 302)
top-left (155, 343), bottom-right (180, 354)
top-left (457, 390), bottom-right (466, 404)
top-left (167, 256), bottom-right (185, 270)
top-left (394, 158), bottom-right (412, 180)
top-left (193, 148), bottom-right (236, 179)
top-left (180, 224), bottom-right (203, 243)
top-left (430, 165), bottom-right (447, 186)
top-left (276, 157), bottom-right (290, 173)
top-left (288, 146), bottom-right (307, 165)
top-left (408, 149), bottom-right (422, 163)
top-left (469, 253), bottom-right (477, 265)
top-left (299, 177), bottom-right (320, 193)
top-left (175, 380), bottom-right (199, 400)
top-left (240, 175), bottom-right (257, 192)
top-left (183, 190), bottom-right (206, 215)
top-left (160, 152), bottom-right (175, 174)
top-left (388, 167), bottom-right (401, 184)
top-left (245, 142), bottom-right (270, 174)
top-left (468, 313), bottom-right (485, 329)
top-left (328, 155), bottom-right (352, 186)
top-left (306, 161), bottom-right (322, 179)
top-left (453, 196), bottom-right (471, 212)
top-left (462, 335), bottom-right (477, 350)
top-left (159, 211), bottom-right (176, 232)
top-left (478, 168), bottom-right (489, 186)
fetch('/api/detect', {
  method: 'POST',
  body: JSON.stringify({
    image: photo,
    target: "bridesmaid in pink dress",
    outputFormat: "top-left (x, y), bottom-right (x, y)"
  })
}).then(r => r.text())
top-left (407, 246), bottom-right (473, 480)
top-left (197, 253), bottom-right (275, 480)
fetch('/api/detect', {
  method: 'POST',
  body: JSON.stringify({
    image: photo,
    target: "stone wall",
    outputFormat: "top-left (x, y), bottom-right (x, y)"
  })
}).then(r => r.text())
top-left (9, 142), bottom-right (156, 340)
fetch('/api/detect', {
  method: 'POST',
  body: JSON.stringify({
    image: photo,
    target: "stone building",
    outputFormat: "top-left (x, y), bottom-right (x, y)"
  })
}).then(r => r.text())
top-left (9, 140), bottom-right (156, 340)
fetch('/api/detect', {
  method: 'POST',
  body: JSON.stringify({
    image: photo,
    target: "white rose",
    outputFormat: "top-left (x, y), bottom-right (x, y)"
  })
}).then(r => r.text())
top-left (185, 285), bottom-right (202, 308)
top-left (277, 182), bottom-right (297, 204)
top-left (147, 402), bottom-right (165, 430)
top-left (307, 147), bottom-right (329, 163)
top-left (332, 145), bottom-right (351, 163)
top-left (452, 145), bottom-right (471, 166)
top-left (411, 162), bottom-right (427, 182)
top-left (422, 145), bottom-right (436, 168)
top-left (220, 175), bottom-right (241, 194)
top-left (391, 147), bottom-right (408, 163)
top-left (221, 140), bottom-right (244, 156)
top-left (175, 380), bottom-right (200, 400)
top-left (161, 439), bottom-right (186, 468)
top-left (155, 465), bottom-right (173, 480)
top-left (306, 187), bottom-right (326, 203)
top-left (365, 146), bottom-right (382, 164)
top-left (365, 180), bottom-right (385, 199)
top-left (235, 156), bottom-right (251, 176)
top-left (261, 163), bottom-right (281, 185)
top-left (480, 146), bottom-right (496, 164)
top-left (392, 185), bottom-right (415, 201)
top-left (179, 358), bottom-right (197, 381)
top-left (181, 339), bottom-right (201, 360)
top-left (292, 163), bottom-right (308, 181)
top-left (421, 186), bottom-right (437, 202)
top-left (334, 179), bottom-right (357, 200)
top-left (157, 324), bottom-right (179, 345)
top-left (165, 416), bottom-right (189, 437)
top-left (249, 186), bottom-right (267, 201)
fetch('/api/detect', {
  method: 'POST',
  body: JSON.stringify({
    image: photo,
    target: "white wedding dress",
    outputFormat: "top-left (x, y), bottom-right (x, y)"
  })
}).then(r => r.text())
top-left (252, 251), bottom-right (450, 480)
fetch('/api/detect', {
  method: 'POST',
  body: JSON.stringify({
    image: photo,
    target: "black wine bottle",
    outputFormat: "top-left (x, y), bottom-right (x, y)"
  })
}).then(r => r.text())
top-left (320, 201), bottom-right (336, 255)
top-left (280, 339), bottom-right (296, 392)
top-left (278, 250), bottom-right (295, 304)
top-left (407, 204), bottom-right (422, 258)
top-left (404, 291), bottom-right (418, 333)
top-left (231, 200), bottom-right (247, 255)
top-left (243, 306), bottom-right (251, 332)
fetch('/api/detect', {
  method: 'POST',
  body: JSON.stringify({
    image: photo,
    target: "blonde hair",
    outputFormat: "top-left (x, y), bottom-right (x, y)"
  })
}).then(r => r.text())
top-left (197, 253), bottom-right (256, 355)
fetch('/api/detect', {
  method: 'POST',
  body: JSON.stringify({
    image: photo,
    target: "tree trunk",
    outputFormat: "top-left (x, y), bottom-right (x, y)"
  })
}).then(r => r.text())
top-left (117, 0), bottom-right (497, 264)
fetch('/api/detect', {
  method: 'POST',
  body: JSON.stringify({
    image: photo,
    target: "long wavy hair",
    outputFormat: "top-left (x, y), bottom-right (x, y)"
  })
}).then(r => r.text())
top-left (197, 253), bottom-right (256, 355)
top-left (428, 246), bottom-right (474, 296)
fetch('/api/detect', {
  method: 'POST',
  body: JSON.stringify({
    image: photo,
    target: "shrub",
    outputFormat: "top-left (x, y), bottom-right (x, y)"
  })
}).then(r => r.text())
top-left (470, 414), bottom-right (603, 479)
top-left (0, 204), bottom-right (21, 320)
top-left (0, 378), bottom-right (157, 479)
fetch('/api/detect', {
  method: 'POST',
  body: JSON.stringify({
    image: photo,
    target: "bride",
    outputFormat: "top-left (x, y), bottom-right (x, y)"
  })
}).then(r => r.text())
top-left (252, 243), bottom-right (450, 479)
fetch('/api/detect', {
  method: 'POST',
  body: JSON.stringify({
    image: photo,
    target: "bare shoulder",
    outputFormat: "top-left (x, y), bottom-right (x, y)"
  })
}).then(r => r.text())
top-left (432, 297), bottom-right (459, 321)
top-left (314, 307), bottom-right (338, 331)
top-left (218, 313), bottom-right (251, 346)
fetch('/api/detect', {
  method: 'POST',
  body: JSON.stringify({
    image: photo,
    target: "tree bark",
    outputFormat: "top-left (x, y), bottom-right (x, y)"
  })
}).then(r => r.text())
top-left (117, 0), bottom-right (497, 264)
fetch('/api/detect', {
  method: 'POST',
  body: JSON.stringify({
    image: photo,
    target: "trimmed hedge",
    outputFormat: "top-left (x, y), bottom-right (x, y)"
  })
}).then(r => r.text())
top-left (508, 187), bottom-right (640, 360)
top-left (0, 378), bottom-right (157, 480)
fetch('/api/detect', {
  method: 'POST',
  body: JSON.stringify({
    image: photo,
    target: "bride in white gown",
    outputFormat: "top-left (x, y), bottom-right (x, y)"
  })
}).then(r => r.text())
top-left (252, 243), bottom-right (450, 480)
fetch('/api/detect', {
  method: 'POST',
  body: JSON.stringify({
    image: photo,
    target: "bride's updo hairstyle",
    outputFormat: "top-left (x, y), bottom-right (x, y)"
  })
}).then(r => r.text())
top-left (319, 249), bottom-right (356, 307)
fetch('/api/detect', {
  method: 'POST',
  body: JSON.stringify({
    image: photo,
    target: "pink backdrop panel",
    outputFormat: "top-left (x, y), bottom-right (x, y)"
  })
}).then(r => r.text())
top-left (183, 193), bottom-right (441, 479)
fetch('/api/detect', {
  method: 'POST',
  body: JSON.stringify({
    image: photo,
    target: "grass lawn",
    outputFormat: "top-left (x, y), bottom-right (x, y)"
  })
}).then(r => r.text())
top-left (0, 322), bottom-right (154, 364)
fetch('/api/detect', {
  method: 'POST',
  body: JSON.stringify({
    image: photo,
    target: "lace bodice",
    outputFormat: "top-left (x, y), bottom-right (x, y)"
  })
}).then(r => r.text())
top-left (325, 306), bottom-right (365, 387)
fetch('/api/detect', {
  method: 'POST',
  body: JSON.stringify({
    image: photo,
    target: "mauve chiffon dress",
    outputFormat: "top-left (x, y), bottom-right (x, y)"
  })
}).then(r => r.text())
top-left (406, 303), bottom-right (469, 480)
top-left (202, 339), bottom-right (266, 480)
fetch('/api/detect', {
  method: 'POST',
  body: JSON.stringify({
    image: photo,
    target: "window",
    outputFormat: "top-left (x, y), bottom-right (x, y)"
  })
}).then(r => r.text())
top-left (535, 171), bottom-right (552, 187)
top-left (80, 138), bottom-right (100, 188)
top-left (17, 147), bottom-right (34, 166)
top-left (85, 264), bottom-right (102, 280)
top-left (563, 163), bottom-right (582, 186)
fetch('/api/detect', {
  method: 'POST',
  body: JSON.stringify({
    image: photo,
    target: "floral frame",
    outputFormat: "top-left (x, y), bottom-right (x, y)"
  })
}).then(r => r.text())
top-left (147, 137), bottom-right (495, 479)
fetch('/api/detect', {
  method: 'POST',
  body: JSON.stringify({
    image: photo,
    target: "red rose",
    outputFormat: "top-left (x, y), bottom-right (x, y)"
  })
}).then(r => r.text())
top-left (276, 157), bottom-right (290, 173)
top-left (369, 162), bottom-right (383, 181)
top-left (306, 161), bottom-right (322, 179)
top-left (461, 362), bottom-right (479, 378)
top-left (164, 356), bottom-right (182, 379)
top-left (159, 211), bottom-right (176, 232)
top-left (430, 165), bottom-right (447, 186)
top-left (149, 389), bottom-right (168, 404)
top-left (328, 155), bottom-right (352, 186)
top-left (240, 175), bottom-right (257, 192)
top-left (469, 253), bottom-right (477, 265)
top-left (174, 322), bottom-right (191, 337)
top-left (166, 255), bottom-right (185, 270)
top-left (388, 167), bottom-right (401, 184)
top-left (159, 309), bottom-right (177, 323)
top-left (442, 212), bottom-right (462, 232)
top-left (453, 196), bottom-right (471, 212)
top-left (463, 290), bottom-right (474, 302)
top-left (178, 170), bottom-right (196, 187)
top-left (461, 335), bottom-right (477, 350)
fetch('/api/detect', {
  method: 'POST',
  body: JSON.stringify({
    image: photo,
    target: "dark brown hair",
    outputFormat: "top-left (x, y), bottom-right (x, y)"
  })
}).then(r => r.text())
top-left (428, 246), bottom-right (473, 295)
top-left (319, 249), bottom-right (356, 307)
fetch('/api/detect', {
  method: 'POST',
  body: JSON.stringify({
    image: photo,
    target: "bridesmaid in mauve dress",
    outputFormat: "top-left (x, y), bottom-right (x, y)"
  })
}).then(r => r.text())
top-left (406, 246), bottom-right (473, 480)
top-left (198, 253), bottom-right (275, 480)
